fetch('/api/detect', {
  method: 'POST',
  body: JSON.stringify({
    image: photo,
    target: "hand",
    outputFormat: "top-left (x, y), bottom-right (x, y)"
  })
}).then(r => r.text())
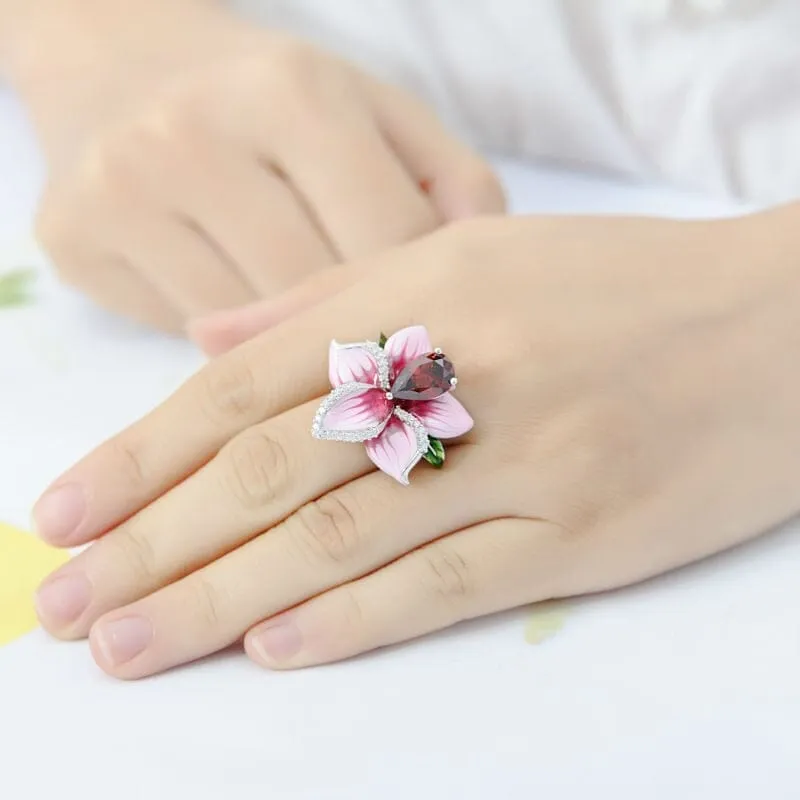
top-left (17, 0), bottom-right (503, 331)
top-left (31, 212), bottom-right (800, 678)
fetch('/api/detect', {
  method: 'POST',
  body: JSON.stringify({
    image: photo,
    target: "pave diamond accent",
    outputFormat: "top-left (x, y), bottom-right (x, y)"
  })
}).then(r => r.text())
top-left (331, 339), bottom-right (391, 390)
top-left (363, 341), bottom-right (391, 389)
top-left (311, 383), bottom-right (391, 442)
top-left (313, 326), bottom-right (468, 484)
top-left (329, 339), bottom-right (392, 390)
top-left (393, 407), bottom-right (430, 482)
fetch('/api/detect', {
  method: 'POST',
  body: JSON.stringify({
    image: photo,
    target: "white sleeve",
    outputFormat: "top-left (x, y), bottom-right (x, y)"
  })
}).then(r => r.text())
top-left (229, 0), bottom-right (800, 204)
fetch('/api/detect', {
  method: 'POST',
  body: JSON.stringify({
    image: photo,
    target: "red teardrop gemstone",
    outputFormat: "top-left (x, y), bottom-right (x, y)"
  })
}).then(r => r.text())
top-left (391, 353), bottom-right (456, 401)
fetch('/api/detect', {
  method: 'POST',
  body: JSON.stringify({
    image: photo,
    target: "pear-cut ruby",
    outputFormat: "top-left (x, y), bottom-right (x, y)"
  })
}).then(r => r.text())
top-left (391, 353), bottom-right (456, 401)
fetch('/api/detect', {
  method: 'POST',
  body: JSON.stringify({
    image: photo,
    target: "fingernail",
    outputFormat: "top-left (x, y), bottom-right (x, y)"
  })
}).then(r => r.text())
top-left (251, 617), bottom-right (303, 665)
top-left (93, 617), bottom-right (153, 666)
top-left (35, 573), bottom-right (92, 628)
top-left (32, 482), bottom-right (86, 543)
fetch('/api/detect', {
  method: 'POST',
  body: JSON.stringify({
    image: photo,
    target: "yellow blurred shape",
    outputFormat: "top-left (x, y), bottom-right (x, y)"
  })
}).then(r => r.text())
top-left (0, 522), bottom-right (69, 646)
top-left (524, 602), bottom-right (569, 645)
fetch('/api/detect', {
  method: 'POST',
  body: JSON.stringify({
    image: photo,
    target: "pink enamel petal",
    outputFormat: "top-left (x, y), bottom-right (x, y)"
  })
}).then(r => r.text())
top-left (412, 393), bottom-right (474, 439)
top-left (329, 341), bottom-right (379, 387)
top-left (384, 325), bottom-right (432, 373)
top-left (316, 384), bottom-right (392, 441)
top-left (365, 415), bottom-right (425, 485)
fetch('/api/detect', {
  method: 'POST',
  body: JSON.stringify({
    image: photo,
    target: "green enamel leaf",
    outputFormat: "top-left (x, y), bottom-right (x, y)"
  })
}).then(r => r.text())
top-left (0, 269), bottom-right (36, 309)
top-left (422, 436), bottom-right (446, 468)
top-left (378, 332), bottom-right (388, 349)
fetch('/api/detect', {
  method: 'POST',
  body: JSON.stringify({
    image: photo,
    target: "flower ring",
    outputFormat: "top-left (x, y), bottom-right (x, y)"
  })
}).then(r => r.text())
top-left (311, 325), bottom-right (474, 484)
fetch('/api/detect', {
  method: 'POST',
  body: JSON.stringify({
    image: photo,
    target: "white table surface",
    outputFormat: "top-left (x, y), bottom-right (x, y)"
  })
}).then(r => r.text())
top-left (1, 89), bottom-right (799, 800)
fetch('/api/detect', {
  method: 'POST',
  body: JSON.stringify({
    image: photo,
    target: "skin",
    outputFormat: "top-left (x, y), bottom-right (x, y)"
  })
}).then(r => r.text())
top-left (30, 209), bottom-right (800, 678)
top-left (0, 0), bottom-right (504, 331)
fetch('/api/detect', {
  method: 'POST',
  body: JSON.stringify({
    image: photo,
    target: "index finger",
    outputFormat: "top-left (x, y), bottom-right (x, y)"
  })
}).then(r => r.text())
top-left (32, 240), bottom-right (433, 547)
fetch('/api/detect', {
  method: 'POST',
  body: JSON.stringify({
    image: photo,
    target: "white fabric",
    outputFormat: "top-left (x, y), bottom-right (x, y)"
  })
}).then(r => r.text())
top-left (231, 0), bottom-right (800, 204)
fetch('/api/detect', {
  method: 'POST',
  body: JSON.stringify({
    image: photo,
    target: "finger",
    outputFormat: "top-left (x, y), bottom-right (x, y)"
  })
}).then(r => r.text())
top-left (31, 239), bottom-right (434, 545)
top-left (246, 517), bottom-right (560, 670)
top-left (187, 264), bottom-right (361, 356)
top-left (124, 216), bottom-right (256, 317)
top-left (268, 105), bottom-right (439, 257)
top-left (36, 399), bottom-right (372, 635)
top-left (58, 253), bottom-right (183, 333)
top-left (82, 447), bottom-right (497, 678)
top-left (168, 136), bottom-right (337, 292)
top-left (366, 80), bottom-right (507, 220)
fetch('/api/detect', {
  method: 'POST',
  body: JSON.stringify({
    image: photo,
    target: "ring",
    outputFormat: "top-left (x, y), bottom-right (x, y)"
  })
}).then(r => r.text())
top-left (311, 325), bottom-right (474, 484)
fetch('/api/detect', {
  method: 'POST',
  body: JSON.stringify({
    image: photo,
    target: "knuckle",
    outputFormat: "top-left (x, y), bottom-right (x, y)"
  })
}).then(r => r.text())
top-left (249, 53), bottom-right (297, 101)
top-left (222, 428), bottom-right (290, 509)
top-left (107, 435), bottom-right (148, 487)
top-left (332, 586), bottom-right (367, 635)
top-left (35, 193), bottom-right (74, 252)
top-left (418, 543), bottom-right (473, 604)
top-left (430, 217), bottom-right (526, 349)
top-left (255, 48), bottom-right (340, 126)
top-left (197, 353), bottom-right (258, 424)
top-left (270, 44), bottom-right (325, 95)
top-left (36, 195), bottom-right (102, 287)
top-left (146, 92), bottom-right (201, 143)
top-left (432, 218), bottom-right (496, 286)
top-left (187, 576), bottom-right (226, 630)
top-left (52, 259), bottom-right (89, 287)
top-left (81, 135), bottom-right (137, 201)
top-left (553, 403), bottom-right (644, 536)
top-left (104, 526), bottom-right (158, 586)
top-left (291, 491), bottom-right (362, 566)
top-left (461, 163), bottom-right (507, 213)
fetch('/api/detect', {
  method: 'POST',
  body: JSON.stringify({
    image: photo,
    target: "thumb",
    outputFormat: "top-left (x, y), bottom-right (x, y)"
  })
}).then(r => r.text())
top-left (187, 265), bottom-right (360, 357)
top-left (367, 79), bottom-right (507, 221)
